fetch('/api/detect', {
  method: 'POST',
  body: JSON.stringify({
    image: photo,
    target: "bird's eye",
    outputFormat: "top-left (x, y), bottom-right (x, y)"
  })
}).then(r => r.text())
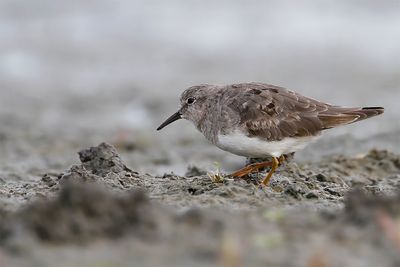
top-left (186, 97), bottom-right (195, 105)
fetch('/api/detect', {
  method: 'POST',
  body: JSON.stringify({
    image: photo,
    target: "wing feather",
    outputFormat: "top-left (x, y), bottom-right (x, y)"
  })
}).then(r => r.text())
top-left (224, 83), bottom-right (383, 141)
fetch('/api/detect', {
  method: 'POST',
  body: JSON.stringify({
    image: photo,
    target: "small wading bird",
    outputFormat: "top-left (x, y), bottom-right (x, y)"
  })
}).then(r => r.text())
top-left (157, 83), bottom-right (384, 186)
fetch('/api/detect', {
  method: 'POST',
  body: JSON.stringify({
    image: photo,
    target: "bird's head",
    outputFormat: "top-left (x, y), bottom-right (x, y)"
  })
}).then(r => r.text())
top-left (157, 84), bottom-right (213, 131)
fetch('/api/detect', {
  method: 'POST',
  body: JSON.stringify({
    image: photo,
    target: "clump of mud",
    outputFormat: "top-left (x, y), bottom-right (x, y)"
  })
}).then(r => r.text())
top-left (0, 143), bottom-right (158, 245)
top-left (77, 142), bottom-right (133, 176)
top-left (59, 142), bottom-right (143, 189)
top-left (6, 182), bottom-right (156, 244)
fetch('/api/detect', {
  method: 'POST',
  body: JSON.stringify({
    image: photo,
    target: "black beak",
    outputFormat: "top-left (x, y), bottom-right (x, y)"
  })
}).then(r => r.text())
top-left (157, 111), bottom-right (182, 131)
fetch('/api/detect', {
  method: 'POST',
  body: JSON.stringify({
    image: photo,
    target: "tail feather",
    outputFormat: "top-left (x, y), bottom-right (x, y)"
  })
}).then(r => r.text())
top-left (319, 106), bottom-right (384, 129)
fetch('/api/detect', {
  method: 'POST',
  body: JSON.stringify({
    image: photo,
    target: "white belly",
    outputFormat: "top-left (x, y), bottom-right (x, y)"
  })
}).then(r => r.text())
top-left (216, 131), bottom-right (318, 158)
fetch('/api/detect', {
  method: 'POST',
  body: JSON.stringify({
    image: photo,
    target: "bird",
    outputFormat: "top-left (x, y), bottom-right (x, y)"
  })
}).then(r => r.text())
top-left (157, 83), bottom-right (384, 186)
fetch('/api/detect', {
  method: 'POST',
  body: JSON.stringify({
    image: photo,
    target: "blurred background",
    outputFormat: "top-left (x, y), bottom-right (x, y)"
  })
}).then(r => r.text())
top-left (0, 0), bottom-right (399, 176)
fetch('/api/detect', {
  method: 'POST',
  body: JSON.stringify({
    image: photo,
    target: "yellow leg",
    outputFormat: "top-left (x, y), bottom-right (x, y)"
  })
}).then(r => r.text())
top-left (261, 156), bottom-right (279, 186)
top-left (230, 161), bottom-right (273, 178)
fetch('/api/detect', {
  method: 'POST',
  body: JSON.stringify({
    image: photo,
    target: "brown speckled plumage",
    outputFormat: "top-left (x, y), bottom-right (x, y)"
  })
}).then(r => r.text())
top-left (225, 83), bottom-right (383, 140)
top-left (173, 82), bottom-right (384, 145)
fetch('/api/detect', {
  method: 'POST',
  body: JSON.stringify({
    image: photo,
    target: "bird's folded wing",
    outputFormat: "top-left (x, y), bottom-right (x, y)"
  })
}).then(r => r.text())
top-left (225, 83), bottom-right (370, 141)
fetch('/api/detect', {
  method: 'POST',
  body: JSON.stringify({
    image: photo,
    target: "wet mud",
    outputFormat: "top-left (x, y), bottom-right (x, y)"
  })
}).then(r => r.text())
top-left (1, 143), bottom-right (400, 267)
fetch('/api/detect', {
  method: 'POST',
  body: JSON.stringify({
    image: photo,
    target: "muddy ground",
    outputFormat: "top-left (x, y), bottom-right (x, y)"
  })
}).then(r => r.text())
top-left (1, 140), bottom-right (400, 267)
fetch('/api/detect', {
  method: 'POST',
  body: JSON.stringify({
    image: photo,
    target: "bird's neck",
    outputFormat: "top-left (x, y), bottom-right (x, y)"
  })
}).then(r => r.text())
top-left (196, 103), bottom-right (221, 144)
top-left (197, 116), bottom-right (218, 144)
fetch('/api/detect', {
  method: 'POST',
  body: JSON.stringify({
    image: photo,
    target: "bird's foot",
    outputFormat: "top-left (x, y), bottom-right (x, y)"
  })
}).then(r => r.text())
top-left (260, 155), bottom-right (286, 186)
top-left (230, 161), bottom-right (273, 178)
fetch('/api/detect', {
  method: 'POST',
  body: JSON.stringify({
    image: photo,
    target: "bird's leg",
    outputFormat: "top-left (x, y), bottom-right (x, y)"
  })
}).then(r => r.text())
top-left (261, 156), bottom-right (280, 186)
top-left (230, 161), bottom-right (273, 178)
top-left (278, 155), bottom-right (286, 164)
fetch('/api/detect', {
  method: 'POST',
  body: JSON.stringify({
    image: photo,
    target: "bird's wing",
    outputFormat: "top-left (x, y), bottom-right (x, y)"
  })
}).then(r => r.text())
top-left (225, 83), bottom-right (363, 141)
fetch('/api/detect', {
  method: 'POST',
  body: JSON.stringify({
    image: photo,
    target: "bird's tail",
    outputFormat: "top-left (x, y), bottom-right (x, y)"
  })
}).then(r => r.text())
top-left (319, 106), bottom-right (384, 129)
